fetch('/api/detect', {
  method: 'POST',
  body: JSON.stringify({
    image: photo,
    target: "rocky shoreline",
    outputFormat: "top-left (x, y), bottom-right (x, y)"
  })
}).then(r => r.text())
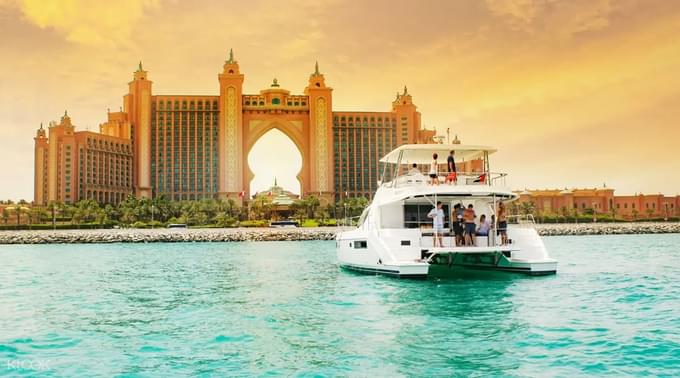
top-left (533, 222), bottom-right (680, 236)
top-left (0, 223), bottom-right (678, 244)
top-left (0, 227), bottom-right (341, 245)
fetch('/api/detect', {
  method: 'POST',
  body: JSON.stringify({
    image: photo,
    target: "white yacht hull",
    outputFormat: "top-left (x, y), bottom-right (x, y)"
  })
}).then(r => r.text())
top-left (339, 261), bottom-right (430, 279)
top-left (337, 226), bottom-right (557, 279)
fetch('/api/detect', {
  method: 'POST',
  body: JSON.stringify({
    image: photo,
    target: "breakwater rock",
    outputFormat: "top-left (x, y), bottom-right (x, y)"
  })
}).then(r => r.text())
top-left (0, 223), bottom-right (678, 244)
top-left (0, 227), bottom-right (343, 245)
top-left (534, 222), bottom-right (680, 236)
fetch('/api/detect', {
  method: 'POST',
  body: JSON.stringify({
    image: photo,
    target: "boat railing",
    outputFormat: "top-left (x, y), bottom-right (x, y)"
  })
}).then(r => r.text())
top-left (506, 214), bottom-right (536, 227)
top-left (386, 171), bottom-right (507, 188)
top-left (418, 227), bottom-right (502, 248)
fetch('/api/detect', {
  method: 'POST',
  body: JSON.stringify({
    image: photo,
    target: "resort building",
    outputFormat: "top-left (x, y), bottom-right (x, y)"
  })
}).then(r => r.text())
top-left (33, 52), bottom-right (435, 205)
top-left (516, 188), bottom-right (680, 220)
top-left (251, 178), bottom-right (301, 220)
top-left (34, 112), bottom-right (134, 206)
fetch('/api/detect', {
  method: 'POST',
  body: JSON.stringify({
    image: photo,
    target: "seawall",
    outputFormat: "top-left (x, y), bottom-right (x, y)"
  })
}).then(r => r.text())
top-left (0, 223), bottom-right (679, 244)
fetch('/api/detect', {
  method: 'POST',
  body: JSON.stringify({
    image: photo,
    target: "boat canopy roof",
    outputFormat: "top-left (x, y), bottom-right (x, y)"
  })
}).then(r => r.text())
top-left (379, 144), bottom-right (497, 164)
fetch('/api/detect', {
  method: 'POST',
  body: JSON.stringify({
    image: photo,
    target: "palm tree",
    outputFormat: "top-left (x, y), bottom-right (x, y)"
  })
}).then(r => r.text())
top-left (520, 201), bottom-right (535, 217)
top-left (5, 205), bottom-right (30, 227)
top-left (1, 208), bottom-right (9, 225)
top-left (560, 206), bottom-right (569, 222)
top-left (291, 199), bottom-right (307, 224)
top-left (645, 208), bottom-right (654, 219)
top-left (305, 195), bottom-right (321, 219)
top-left (47, 201), bottom-right (65, 229)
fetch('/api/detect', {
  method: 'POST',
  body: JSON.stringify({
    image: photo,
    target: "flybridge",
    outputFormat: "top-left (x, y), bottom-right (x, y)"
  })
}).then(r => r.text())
top-left (378, 144), bottom-right (507, 189)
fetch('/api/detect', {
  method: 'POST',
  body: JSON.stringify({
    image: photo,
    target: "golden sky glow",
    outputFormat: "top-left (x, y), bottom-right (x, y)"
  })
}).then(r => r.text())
top-left (1, 0), bottom-right (679, 199)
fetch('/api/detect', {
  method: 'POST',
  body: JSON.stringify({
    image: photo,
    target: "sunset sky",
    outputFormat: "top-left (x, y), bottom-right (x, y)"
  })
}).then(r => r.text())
top-left (1, 0), bottom-right (679, 199)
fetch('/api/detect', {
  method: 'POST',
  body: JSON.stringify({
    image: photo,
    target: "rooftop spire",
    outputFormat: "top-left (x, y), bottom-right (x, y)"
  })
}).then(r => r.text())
top-left (226, 48), bottom-right (235, 64)
top-left (271, 78), bottom-right (279, 87)
top-left (395, 91), bottom-right (400, 100)
top-left (314, 61), bottom-right (319, 75)
top-left (403, 85), bottom-right (408, 95)
top-left (64, 110), bottom-right (68, 117)
top-left (138, 61), bottom-right (143, 71)
top-left (39, 122), bottom-right (43, 130)
top-left (274, 177), bottom-right (278, 187)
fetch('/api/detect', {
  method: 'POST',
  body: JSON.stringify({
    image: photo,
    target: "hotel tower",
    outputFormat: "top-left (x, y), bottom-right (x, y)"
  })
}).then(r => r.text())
top-left (34, 51), bottom-right (435, 205)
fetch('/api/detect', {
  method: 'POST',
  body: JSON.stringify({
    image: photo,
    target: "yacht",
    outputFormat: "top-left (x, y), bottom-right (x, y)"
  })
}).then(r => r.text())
top-left (336, 144), bottom-right (557, 278)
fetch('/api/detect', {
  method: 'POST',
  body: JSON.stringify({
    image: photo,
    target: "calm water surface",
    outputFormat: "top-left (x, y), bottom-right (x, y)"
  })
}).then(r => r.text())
top-left (1, 234), bottom-right (679, 377)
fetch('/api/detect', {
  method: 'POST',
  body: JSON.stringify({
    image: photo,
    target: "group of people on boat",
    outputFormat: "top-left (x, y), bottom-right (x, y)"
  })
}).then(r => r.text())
top-left (428, 150), bottom-right (458, 185)
top-left (408, 151), bottom-right (487, 185)
top-left (427, 200), bottom-right (509, 248)
top-left (407, 151), bottom-right (459, 185)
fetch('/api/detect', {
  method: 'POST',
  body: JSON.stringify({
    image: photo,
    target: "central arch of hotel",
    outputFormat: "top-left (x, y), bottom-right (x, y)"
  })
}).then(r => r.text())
top-left (243, 118), bottom-right (309, 197)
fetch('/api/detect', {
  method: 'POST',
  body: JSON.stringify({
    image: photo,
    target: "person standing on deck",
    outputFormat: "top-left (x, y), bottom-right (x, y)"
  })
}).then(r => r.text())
top-left (497, 201), bottom-right (508, 245)
top-left (463, 204), bottom-right (477, 246)
top-left (428, 201), bottom-right (445, 248)
top-left (452, 203), bottom-right (464, 246)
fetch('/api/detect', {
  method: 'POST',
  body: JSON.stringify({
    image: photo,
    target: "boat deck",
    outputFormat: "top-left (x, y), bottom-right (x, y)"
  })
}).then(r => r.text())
top-left (426, 246), bottom-right (519, 254)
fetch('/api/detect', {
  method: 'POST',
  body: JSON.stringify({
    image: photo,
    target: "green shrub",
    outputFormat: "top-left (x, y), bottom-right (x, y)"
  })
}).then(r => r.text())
top-left (319, 219), bottom-right (337, 226)
top-left (147, 220), bottom-right (164, 228)
top-left (131, 221), bottom-right (148, 229)
top-left (0, 223), bottom-right (114, 231)
top-left (239, 220), bottom-right (268, 227)
top-left (301, 219), bottom-right (319, 228)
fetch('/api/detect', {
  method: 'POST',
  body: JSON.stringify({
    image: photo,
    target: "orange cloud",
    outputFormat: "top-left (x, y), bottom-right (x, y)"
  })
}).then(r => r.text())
top-left (17, 0), bottom-right (159, 46)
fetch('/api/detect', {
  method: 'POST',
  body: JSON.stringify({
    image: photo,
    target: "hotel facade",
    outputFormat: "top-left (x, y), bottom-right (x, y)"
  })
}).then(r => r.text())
top-left (34, 52), bottom-right (435, 205)
top-left (516, 188), bottom-right (680, 220)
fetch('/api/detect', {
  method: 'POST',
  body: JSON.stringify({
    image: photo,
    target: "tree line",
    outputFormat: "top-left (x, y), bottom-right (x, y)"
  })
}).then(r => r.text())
top-left (0, 195), bottom-right (370, 229)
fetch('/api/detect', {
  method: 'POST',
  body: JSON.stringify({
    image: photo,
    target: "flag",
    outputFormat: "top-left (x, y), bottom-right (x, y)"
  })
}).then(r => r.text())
top-left (238, 191), bottom-right (245, 197)
top-left (268, 191), bottom-right (272, 197)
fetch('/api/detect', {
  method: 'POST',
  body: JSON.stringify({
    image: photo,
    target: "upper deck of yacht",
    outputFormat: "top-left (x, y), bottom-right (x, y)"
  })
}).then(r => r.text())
top-left (378, 144), bottom-right (510, 192)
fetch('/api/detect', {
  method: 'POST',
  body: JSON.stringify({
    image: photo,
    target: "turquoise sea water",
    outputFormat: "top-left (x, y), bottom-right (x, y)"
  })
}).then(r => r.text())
top-left (1, 234), bottom-right (679, 377)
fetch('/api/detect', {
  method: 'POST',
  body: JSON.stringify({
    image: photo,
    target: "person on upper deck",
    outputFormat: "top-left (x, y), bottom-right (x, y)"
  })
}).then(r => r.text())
top-left (446, 150), bottom-right (457, 184)
top-left (408, 163), bottom-right (421, 175)
top-left (429, 153), bottom-right (439, 185)
top-left (463, 204), bottom-right (477, 246)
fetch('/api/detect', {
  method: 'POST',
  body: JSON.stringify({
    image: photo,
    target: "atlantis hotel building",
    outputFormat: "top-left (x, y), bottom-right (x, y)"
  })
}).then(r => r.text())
top-left (34, 52), bottom-right (435, 205)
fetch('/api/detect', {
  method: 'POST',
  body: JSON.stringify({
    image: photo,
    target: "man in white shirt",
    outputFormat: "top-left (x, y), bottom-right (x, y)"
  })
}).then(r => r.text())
top-left (428, 201), bottom-right (445, 248)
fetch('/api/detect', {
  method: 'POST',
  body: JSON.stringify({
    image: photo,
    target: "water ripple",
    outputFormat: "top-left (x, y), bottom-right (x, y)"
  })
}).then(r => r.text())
top-left (0, 236), bottom-right (679, 376)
